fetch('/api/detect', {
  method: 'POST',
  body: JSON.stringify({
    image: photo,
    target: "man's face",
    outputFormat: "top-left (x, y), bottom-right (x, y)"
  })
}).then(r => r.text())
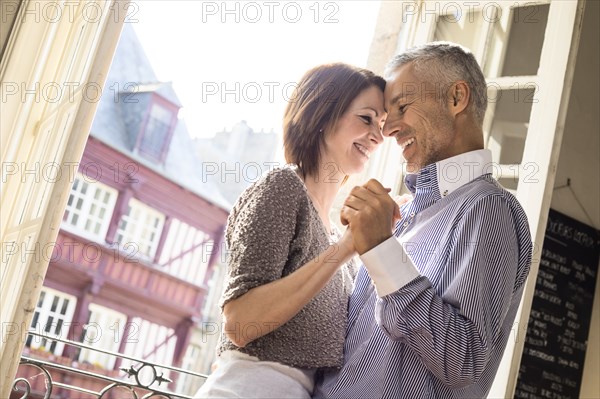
top-left (383, 63), bottom-right (456, 173)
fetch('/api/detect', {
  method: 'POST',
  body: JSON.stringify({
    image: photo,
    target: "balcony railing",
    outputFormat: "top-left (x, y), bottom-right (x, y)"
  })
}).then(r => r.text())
top-left (12, 331), bottom-right (207, 399)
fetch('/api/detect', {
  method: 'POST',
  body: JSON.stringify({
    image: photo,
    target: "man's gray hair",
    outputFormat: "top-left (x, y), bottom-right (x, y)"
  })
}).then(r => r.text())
top-left (385, 42), bottom-right (487, 125)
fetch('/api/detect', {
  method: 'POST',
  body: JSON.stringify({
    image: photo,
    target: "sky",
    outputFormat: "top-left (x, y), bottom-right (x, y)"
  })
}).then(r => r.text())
top-left (131, 1), bottom-right (382, 138)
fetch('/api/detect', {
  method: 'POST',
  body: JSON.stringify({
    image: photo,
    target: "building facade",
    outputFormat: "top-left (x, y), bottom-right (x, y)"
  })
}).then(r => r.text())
top-left (13, 24), bottom-right (231, 396)
top-left (194, 121), bottom-right (279, 205)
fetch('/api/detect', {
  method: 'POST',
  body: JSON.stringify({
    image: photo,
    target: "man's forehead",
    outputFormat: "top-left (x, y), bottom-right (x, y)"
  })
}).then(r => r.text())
top-left (387, 75), bottom-right (438, 105)
top-left (385, 80), bottom-right (418, 104)
top-left (386, 66), bottom-right (419, 97)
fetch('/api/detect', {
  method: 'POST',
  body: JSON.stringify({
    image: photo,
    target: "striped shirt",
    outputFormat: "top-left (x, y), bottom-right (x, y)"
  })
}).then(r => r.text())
top-left (314, 149), bottom-right (532, 399)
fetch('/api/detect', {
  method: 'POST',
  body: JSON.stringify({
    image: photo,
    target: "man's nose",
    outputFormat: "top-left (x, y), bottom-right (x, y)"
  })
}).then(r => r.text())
top-left (382, 120), bottom-right (398, 137)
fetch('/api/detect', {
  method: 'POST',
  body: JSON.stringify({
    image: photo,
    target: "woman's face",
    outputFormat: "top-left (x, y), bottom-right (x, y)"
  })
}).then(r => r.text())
top-left (322, 85), bottom-right (386, 178)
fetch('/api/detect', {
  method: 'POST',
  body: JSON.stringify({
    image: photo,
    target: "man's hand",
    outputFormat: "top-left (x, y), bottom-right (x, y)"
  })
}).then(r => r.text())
top-left (340, 179), bottom-right (401, 255)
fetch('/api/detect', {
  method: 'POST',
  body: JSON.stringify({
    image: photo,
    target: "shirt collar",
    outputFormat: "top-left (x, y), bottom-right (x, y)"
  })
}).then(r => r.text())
top-left (404, 149), bottom-right (493, 198)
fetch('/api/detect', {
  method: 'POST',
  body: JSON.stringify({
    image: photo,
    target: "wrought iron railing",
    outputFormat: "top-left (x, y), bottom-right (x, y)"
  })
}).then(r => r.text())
top-left (12, 331), bottom-right (208, 399)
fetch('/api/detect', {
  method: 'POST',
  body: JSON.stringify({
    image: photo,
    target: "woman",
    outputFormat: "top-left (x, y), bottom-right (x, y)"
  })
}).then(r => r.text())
top-left (196, 63), bottom-right (387, 398)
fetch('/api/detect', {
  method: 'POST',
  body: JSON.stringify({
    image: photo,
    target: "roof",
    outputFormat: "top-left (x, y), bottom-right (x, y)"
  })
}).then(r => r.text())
top-left (122, 81), bottom-right (183, 107)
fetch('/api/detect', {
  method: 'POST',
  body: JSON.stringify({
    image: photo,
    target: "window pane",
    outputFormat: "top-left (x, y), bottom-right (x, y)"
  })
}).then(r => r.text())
top-left (139, 103), bottom-right (173, 160)
top-left (31, 312), bottom-right (39, 328)
top-left (434, 10), bottom-right (484, 56)
top-left (61, 175), bottom-right (117, 240)
top-left (485, 4), bottom-right (550, 77)
top-left (78, 304), bottom-right (127, 369)
top-left (37, 291), bottom-right (46, 307)
top-left (60, 299), bottom-right (69, 315)
top-left (45, 317), bottom-right (54, 332)
top-left (502, 4), bottom-right (549, 76)
top-left (487, 87), bottom-right (536, 165)
top-left (55, 319), bottom-right (63, 334)
top-left (29, 288), bottom-right (76, 355)
top-left (498, 177), bottom-right (519, 191)
top-left (51, 296), bottom-right (59, 312)
top-left (115, 199), bottom-right (165, 259)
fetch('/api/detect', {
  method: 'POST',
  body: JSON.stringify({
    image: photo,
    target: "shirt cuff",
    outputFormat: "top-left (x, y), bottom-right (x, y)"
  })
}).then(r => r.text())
top-left (359, 236), bottom-right (421, 297)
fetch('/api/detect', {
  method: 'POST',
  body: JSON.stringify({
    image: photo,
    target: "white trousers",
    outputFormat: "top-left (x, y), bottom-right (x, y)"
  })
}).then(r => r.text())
top-left (194, 350), bottom-right (316, 398)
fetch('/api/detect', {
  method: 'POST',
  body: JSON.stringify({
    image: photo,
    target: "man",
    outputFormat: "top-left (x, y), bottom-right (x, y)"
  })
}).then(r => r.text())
top-left (314, 42), bottom-right (533, 398)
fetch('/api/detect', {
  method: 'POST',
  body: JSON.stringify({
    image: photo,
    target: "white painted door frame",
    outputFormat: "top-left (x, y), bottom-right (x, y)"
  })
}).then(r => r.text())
top-left (0, 1), bottom-right (130, 394)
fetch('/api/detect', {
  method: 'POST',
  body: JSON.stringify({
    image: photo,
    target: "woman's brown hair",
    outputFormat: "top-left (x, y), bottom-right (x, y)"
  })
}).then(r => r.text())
top-left (283, 63), bottom-right (385, 179)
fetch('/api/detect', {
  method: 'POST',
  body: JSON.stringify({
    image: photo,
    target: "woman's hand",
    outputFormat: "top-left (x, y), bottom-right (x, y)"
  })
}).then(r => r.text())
top-left (341, 180), bottom-right (402, 254)
top-left (393, 194), bottom-right (412, 221)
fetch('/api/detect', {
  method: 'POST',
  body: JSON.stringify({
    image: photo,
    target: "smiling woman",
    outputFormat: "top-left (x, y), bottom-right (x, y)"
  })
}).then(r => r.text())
top-left (194, 63), bottom-right (386, 398)
top-left (130, 0), bottom-right (382, 139)
top-left (323, 85), bottom-right (386, 176)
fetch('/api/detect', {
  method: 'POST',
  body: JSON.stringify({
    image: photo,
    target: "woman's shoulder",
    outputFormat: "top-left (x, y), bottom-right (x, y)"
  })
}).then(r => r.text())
top-left (261, 165), bottom-right (304, 189)
top-left (240, 165), bottom-right (305, 201)
top-left (225, 166), bottom-right (310, 243)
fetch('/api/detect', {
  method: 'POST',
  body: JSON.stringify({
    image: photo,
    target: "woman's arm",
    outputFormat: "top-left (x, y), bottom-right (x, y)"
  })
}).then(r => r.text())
top-left (223, 229), bottom-right (354, 348)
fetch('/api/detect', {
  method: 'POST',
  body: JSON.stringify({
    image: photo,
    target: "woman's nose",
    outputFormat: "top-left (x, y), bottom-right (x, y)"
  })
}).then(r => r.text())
top-left (370, 125), bottom-right (384, 145)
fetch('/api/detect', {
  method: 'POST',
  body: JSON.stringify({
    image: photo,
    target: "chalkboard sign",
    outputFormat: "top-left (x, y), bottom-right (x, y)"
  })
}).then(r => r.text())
top-left (515, 209), bottom-right (599, 399)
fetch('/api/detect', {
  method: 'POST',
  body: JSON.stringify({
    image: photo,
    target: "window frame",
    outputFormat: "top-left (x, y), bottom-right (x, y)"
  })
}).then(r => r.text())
top-left (135, 94), bottom-right (178, 163)
top-left (26, 287), bottom-right (77, 356)
top-left (61, 173), bottom-right (118, 242)
top-left (115, 197), bottom-right (166, 260)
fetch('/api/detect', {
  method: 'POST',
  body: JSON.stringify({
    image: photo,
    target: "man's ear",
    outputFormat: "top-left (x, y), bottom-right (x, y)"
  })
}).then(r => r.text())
top-left (449, 81), bottom-right (469, 116)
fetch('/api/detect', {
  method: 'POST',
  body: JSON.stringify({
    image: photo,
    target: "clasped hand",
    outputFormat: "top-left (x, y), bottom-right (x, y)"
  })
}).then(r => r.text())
top-left (340, 179), bottom-right (410, 255)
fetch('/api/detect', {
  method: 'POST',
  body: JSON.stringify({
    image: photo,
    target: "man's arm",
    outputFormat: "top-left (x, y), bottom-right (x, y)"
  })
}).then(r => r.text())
top-left (362, 195), bottom-right (522, 388)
